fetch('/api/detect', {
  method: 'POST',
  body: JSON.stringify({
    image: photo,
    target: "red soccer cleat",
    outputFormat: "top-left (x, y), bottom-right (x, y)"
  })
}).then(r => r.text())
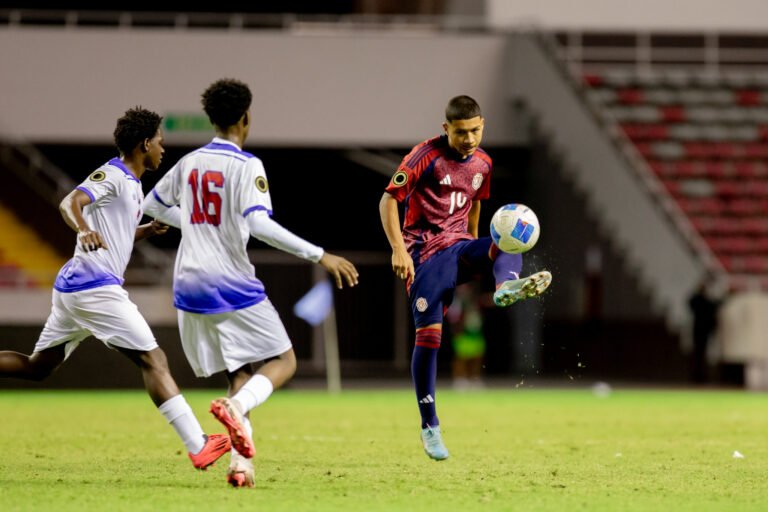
top-left (210, 397), bottom-right (256, 458)
top-left (188, 433), bottom-right (231, 470)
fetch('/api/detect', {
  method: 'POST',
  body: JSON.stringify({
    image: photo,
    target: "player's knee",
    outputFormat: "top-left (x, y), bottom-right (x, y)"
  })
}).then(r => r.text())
top-left (26, 353), bottom-right (60, 381)
top-left (143, 348), bottom-right (171, 373)
top-left (29, 363), bottom-right (55, 381)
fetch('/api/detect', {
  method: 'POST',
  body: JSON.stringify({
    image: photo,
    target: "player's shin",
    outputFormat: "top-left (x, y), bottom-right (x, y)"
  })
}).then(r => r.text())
top-left (492, 250), bottom-right (523, 285)
top-left (412, 327), bottom-right (442, 428)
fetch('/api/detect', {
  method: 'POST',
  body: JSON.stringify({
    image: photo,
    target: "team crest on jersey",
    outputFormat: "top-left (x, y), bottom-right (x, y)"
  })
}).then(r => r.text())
top-left (255, 176), bottom-right (269, 193)
top-left (471, 173), bottom-right (483, 190)
top-left (415, 297), bottom-right (428, 312)
top-left (89, 170), bottom-right (106, 182)
top-left (391, 170), bottom-right (408, 187)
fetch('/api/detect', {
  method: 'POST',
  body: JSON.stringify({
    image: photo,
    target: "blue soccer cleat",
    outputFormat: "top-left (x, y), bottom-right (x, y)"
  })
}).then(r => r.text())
top-left (421, 425), bottom-right (450, 461)
top-left (493, 270), bottom-right (552, 307)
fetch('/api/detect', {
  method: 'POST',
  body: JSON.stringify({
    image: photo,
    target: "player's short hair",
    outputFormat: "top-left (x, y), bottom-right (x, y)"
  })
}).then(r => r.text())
top-left (201, 78), bottom-right (253, 129)
top-left (445, 95), bottom-right (482, 122)
top-left (113, 107), bottom-right (162, 155)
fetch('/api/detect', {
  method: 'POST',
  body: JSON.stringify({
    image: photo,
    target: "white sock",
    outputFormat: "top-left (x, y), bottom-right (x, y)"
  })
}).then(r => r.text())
top-left (158, 394), bottom-right (205, 454)
top-left (233, 374), bottom-right (274, 414)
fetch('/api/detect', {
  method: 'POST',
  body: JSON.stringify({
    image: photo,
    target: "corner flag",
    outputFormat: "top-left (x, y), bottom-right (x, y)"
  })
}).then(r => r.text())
top-left (293, 279), bottom-right (341, 393)
top-left (293, 280), bottom-right (334, 326)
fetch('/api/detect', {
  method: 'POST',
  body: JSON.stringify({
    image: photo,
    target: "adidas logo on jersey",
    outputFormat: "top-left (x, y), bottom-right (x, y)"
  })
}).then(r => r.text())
top-left (439, 175), bottom-right (452, 186)
top-left (419, 394), bottom-right (435, 404)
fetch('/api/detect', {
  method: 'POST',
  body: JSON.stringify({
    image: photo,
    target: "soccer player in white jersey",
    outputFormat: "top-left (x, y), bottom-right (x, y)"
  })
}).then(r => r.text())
top-left (143, 78), bottom-right (359, 488)
top-left (0, 107), bottom-right (232, 470)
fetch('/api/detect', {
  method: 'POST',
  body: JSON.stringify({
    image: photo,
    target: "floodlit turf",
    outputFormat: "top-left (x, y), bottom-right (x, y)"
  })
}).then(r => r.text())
top-left (0, 387), bottom-right (766, 511)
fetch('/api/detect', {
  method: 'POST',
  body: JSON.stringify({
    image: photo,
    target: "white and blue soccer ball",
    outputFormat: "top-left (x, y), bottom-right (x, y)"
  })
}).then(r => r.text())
top-left (490, 203), bottom-right (540, 254)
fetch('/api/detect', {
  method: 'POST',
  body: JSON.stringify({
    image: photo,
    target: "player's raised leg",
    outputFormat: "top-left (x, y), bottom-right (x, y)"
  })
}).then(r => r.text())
top-left (116, 346), bottom-right (231, 470)
top-left (488, 244), bottom-right (552, 306)
top-left (0, 300), bottom-right (89, 381)
top-left (0, 344), bottom-right (66, 381)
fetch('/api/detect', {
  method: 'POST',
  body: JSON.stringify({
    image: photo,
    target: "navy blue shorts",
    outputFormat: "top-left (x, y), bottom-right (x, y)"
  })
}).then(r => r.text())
top-left (408, 238), bottom-right (494, 328)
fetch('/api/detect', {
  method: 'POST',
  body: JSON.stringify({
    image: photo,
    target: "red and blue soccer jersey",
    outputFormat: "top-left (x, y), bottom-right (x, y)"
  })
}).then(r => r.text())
top-left (385, 135), bottom-right (492, 264)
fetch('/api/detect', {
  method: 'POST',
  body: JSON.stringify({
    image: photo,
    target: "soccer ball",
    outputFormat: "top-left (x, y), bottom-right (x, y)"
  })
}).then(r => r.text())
top-left (490, 203), bottom-right (540, 254)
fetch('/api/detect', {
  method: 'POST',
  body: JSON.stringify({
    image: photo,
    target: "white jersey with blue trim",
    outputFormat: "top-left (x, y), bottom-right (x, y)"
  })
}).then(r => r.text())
top-left (54, 158), bottom-right (144, 293)
top-left (149, 137), bottom-right (272, 314)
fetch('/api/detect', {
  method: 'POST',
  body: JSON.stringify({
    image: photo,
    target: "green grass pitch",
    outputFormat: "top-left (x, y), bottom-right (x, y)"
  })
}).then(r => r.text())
top-left (0, 388), bottom-right (766, 511)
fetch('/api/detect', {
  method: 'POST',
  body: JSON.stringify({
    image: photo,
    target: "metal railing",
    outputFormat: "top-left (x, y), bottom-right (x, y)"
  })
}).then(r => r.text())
top-left (556, 30), bottom-right (768, 76)
top-left (0, 9), bottom-right (488, 33)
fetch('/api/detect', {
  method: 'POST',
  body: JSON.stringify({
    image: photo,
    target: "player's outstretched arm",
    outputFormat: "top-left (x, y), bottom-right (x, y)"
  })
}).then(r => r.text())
top-left (378, 192), bottom-right (414, 281)
top-left (142, 191), bottom-right (182, 229)
top-left (59, 189), bottom-right (108, 251)
top-left (319, 252), bottom-right (359, 289)
top-left (246, 213), bottom-right (359, 288)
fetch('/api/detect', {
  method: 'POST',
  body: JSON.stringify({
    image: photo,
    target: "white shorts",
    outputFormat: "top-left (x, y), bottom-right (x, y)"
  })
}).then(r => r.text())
top-left (34, 285), bottom-right (158, 358)
top-left (178, 298), bottom-right (293, 378)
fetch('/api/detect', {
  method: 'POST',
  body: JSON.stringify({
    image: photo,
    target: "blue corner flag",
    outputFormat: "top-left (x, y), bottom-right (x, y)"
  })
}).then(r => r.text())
top-left (293, 280), bottom-right (334, 326)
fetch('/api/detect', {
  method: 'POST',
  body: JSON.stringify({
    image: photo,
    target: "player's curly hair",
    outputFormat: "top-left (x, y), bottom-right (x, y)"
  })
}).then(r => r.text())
top-left (445, 95), bottom-right (482, 122)
top-left (113, 107), bottom-right (162, 155)
top-left (201, 78), bottom-right (253, 129)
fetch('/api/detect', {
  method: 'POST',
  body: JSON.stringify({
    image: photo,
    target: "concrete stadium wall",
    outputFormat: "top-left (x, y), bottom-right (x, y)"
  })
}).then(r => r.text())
top-left (486, 0), bottom-right (768, 31)
top-left (0, 27), bottom-right (519, 146)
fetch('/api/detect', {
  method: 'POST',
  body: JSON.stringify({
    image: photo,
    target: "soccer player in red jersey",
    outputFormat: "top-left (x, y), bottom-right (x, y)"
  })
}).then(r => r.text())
top-left (379, 95), bottom-right (552, 460)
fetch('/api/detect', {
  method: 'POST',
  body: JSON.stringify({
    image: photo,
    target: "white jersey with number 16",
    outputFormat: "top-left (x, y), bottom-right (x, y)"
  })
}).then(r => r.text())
top-left (148, 138), bottom-right (273, 314)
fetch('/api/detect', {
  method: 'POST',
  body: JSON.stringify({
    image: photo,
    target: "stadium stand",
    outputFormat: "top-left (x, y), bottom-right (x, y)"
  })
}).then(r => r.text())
top-left (567, 33), bottom-right (768, 291)
top-left (0, 141), bottom-right (173, 286)
top-left (0, 203), bottom-right (63, 287)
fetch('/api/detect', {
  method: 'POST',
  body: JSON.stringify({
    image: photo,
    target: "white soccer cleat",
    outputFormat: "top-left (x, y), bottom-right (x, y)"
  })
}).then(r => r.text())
top-left (421, 425), bottom-right (449, 461)
top-left (227, 452), bottom-right (255, 488)
top-left (493, 270), bottom-right (552, 307)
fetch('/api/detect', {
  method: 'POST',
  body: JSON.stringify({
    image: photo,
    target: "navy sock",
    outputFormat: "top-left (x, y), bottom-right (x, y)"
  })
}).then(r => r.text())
top-left (492, 245), bottom-right (523, 285)
top-left (412, 327), bottom-right (441, 429)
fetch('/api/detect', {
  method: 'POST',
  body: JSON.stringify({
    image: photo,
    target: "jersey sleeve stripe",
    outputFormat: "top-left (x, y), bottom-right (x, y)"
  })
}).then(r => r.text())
top-left (405, 144), bottom-right (435, 169)
top-left (107, 157), bottom-right (140, 183)
top-left (198, 150), bottom-right (249, 163)
top-left (152, 189), bottom-right (174, 208)
top-left (76, 186), bottom-right (95, 202)
top-left (476, 149), bottom-right (492, 166)
top-left (243, 205), bottom-right (273, 217)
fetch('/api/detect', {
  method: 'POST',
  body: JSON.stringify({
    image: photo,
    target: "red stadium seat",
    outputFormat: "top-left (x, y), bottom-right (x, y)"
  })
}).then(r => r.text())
top-left (735, 90), bottom-right (762, 106)
top-left (617, 88), bottom-right (644, 104)
top-left (660, 105), bottom-right (686, 122)
top-left (583, 74), bottom-right (603, 87)
top-left (590, 68), bottom-right (768, 283)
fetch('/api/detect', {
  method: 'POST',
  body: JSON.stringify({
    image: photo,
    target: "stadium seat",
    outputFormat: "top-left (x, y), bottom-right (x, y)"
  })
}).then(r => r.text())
top-left (582, 68), bottom-right (768, 282)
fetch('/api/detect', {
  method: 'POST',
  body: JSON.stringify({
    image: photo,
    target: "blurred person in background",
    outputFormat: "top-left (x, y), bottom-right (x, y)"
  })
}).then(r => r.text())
top-left (143, 78), bottom-right (358, 487)
top-left (447, 282), bottom-right (488, 391)
top-left (379, 95), bottom-right (552, 461)
top-left (688, 275), bottom-right (724, 383)
top-left (0, 107), bottom-right (231, 470)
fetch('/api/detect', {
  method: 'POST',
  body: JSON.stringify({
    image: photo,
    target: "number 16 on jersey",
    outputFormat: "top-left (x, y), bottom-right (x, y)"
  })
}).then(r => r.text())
top-left (188, 169), bottom-right (224, 226)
